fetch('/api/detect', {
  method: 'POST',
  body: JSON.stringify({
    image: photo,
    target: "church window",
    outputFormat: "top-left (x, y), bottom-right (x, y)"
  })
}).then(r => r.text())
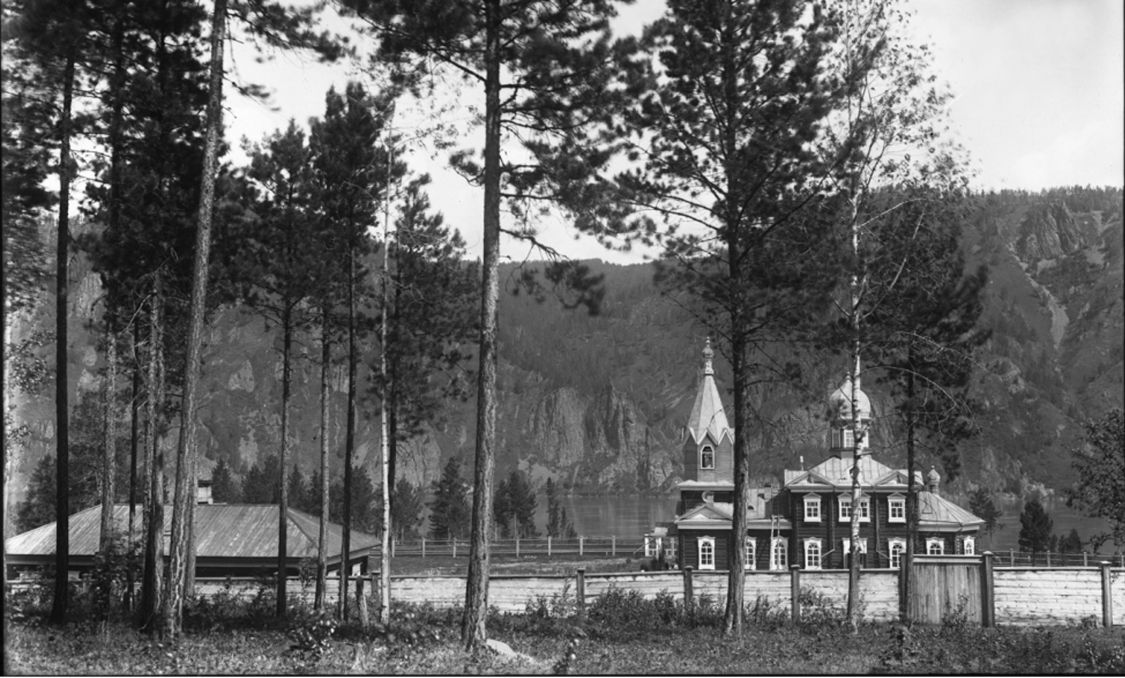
top-left (744, 536), bottom-right (756, 570)
top-left (803, 494), bottom-right (821, 522)
top-left (926, 537), bottom-right (944, 555)
top-left (698, 536), bottom-right (715, 570)
top-left (889, 538), bottom-right (906, 569)
top-left (888, 495), bottom-right (906, 523)
top-left (700, 445), bottom-right (715, 470)
top-left (804, 538), bottom-right (822, 570)
top-left (770, 538), bottom-right (788, 570)
top-left (962, 536), bottom-right (975, 556)
top-left (843, 429), bottom-right (855, 448)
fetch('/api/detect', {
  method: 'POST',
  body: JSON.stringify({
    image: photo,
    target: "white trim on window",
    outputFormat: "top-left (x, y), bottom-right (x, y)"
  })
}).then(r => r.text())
top-left (803, 494), bottom-right (822, 523)
top-left (926, 537), bottom-right (944, 555)
top-left (838, 494), bottom-right (870, 523)
top-left (698, 536), bottom-right (716, 570)
top-left (804, 537), bottom-right (823, 570)
top-left (888, 538), bottom-right (906, 570)
top-left (699, 444), bottom-right (715, 470)
top-left (744, 536), bottom-right (756, 570)
top-left (770, 537), bottom-right (788, 571)
top-left (888, 494), bottom-right (906, 524)
top-left (962, 535), bottom-right (975, 556)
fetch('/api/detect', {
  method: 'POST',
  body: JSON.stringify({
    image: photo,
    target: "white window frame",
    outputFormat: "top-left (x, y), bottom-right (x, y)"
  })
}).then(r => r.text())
top-left (699, 445), bottom-right (715, 470)
top-left (665, 537), bottom-right (678, 561)
top-left (804, 537), bottom-right (822, 570)
top-left (744, 536), bottom-right (756, 570)
top-left (888, 494), bottom-right (906, 524)
top-left (698, 536), bottom-right (716, 570)
top-left (888, 538), bottom-right (906, 570)
top-left (838, 494), bottom-right (871, 523)
top-left (962, 535), bottom-right (975, 556)
top-left (770, 537), bottom-right (788, 570)
top-left (803, 494), bottom-right (821, 523)
top-left (926, 537), bottom-right (944, 555)
top-left (842, 428), bottom-right (855, 448)
top-left (644, 536), bottom-right (655, 558)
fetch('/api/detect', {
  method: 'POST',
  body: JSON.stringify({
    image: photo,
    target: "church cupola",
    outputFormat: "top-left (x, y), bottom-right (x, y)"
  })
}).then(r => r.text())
top-left (827, 371), bottom-right (872, 457)
top-left (683, 337), bottom-right (734, 482)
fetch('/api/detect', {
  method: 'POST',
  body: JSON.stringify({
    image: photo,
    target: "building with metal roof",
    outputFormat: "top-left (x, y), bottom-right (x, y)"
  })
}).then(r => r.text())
top-left (4, 503), bottom-right (378, 579)
top-left (648, 340), bottom-right (983, 572)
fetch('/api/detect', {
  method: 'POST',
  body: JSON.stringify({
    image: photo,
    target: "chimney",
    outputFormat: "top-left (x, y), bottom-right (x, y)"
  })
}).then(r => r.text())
top-left (196, 478), bottom-right (213, 505)
top-left (926, 465), bottom-right (941, 495)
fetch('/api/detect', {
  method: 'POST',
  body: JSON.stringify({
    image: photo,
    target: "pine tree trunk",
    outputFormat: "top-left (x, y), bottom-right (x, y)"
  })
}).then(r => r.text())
top-left (339, 252), bottom-right (356, 620)
top-left (127, 325), bottom-right (141, 612)
top-left (100, 319), bottom-right (118, 553)
top-left (720, 6), bottom-right (747, 629)
top-left (276, 307), bottom-right (292, 617)
top-left (140, 273), bottom-right (164, 633)
top-left (50, 53), bottom-right (76, 626)
top-left (314, 312), bottom-right (331, 611)
top-left (462, 0), bottom-right (501, 651)
top-left (164, 0), bottom-right (226, 637)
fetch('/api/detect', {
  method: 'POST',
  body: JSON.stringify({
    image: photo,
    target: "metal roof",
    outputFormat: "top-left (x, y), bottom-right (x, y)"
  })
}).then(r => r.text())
top-left (918, 491), bottom-right (985, 528)
top-left (5, 503), bottom-right (378, 561)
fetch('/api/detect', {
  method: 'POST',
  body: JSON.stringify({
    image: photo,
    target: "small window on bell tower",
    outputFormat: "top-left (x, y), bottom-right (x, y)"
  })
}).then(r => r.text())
top-left (700, 445), bottom-right (715, 470)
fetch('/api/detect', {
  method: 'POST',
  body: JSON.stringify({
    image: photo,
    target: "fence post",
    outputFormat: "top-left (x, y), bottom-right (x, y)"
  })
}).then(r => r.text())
top-left (576, 568), bottom-right (586, 625)
top-left (548, 536), bottom-right (552, 557)
top-left (1101, 562), bottom-right (1113, 628)
top-left (1009, 549), bottom-right (1014, 566)
top-left (452, 539), bottom-right (457, 559)
top-left (422, 537), bottom-right (426, 559)
top-left (980, 552), bottom-right (995, 628)
top-left (356, 575), bottom-right (370, 628)
top-left (1046, 551), bottom-right (1051, 568)
top-left (579, 536), bottom-right (584, 556)
top-left (683, 566), bottom-right (694, 613)
top-left (516, 536), bottom-right (520, 558)
top-left (789, 564), bottom-right (801, 626)
top-left (612, 535), bottom-right (616, 557)
top-left (1084, 551), bottom-right (1088, 567)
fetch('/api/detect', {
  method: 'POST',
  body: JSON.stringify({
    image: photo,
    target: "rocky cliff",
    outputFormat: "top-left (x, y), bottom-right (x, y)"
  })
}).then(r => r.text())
top-left (6, 188), bottom-right (1123, 514)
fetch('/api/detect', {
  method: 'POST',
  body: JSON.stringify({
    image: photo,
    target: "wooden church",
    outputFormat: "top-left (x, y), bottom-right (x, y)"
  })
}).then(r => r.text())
top-left (648, 338), bottom-right (983, 571)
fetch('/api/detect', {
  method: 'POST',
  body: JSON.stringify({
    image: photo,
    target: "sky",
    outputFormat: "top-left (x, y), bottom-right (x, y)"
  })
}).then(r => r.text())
top-left (224, 0), bottom-right (1125, 263)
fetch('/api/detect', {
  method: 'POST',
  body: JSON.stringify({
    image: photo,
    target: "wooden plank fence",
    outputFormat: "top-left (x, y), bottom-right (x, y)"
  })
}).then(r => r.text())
top-left (8, 552), bottom-right (1122, 627)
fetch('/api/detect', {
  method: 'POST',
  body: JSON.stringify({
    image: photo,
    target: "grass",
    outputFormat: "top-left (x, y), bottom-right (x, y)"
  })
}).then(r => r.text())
top-left (6, 579), bottom-right (1125, 676)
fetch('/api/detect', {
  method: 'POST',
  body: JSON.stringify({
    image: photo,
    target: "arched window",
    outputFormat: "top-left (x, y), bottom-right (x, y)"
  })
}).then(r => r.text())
top-left (804, 538), bottom-right (822, 570)
top-left (926, 537), bottom-right (944, 555)
top-left (700, 445), bottom-right (715, 470)
top-left (770, 538), bottom-right (788, 570)
top-left (888, 538), bottom-right (906, 570)
top-left (744, 536), bottom-right (756, 570)
top-left (962, 536), bottom-right (975, 556)
top-left (698, 536), bottom-right (715, 570)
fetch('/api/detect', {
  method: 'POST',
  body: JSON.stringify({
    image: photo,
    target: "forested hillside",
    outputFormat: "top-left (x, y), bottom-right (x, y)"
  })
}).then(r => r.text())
top-left (6, 187), bottom-right (1122, 517)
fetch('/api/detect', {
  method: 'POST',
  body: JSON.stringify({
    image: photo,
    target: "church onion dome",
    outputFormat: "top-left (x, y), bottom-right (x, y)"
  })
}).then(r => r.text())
top-left (828, 374), bottom-right (871, 422)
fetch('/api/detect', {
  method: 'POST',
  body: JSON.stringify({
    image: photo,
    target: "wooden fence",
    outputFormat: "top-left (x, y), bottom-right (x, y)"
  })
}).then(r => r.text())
top-left (389, 536), bottom-right (641, 559)
top-left (9, 552), bottom-right (1122, 627)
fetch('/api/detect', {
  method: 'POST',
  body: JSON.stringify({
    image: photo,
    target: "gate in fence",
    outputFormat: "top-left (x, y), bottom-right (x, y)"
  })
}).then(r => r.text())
top-left (907, 554), bottom-right (982, 625)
